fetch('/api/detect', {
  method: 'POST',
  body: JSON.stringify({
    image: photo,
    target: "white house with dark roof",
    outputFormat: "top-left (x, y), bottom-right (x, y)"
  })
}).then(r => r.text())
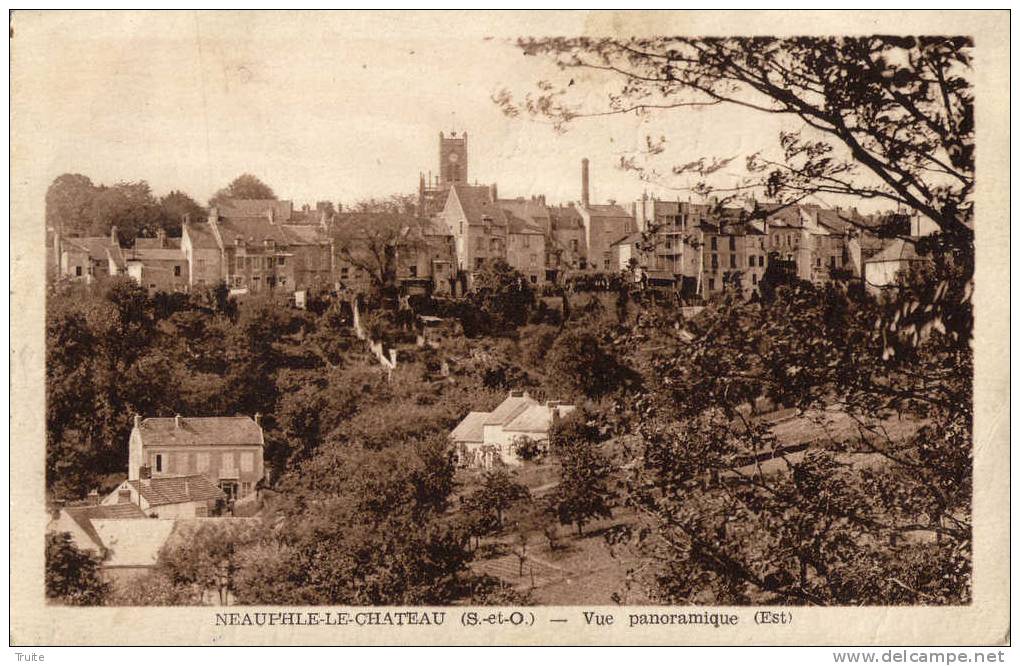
top-left (47, 502), bottom-right (148, 554)
top-left (125, 414), bottom-right (265, 505)
top-left (103, 474), bottom-right (226, 519)
top-left (451, 390), bottom-right (575, 468)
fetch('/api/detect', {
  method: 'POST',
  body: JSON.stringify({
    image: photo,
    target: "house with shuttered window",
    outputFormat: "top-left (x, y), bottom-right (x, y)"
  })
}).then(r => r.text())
top-left (125, 414), bottom-right (265, 505)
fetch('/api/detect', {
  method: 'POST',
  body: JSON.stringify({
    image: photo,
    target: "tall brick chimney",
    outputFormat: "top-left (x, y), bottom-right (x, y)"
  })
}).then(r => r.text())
top-left (110, 225), bottom-right (119, 245)
top-left (581, 158), bottom-right (590, 208)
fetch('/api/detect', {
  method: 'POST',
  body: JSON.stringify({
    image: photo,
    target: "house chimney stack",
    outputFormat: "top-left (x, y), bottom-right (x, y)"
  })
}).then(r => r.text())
top-left (133, 414), bottom-right (142, 429)
top-left (157, 228), bottom-right (167, 248)
top-left (581, 158), bottom-right (590, 208)
top-left (174, 414), bottom-right (182, 429)
top-left (254, 412), bottom-right (262, 427)
top-left (87, 489), bottom-right (100, 506)
top-left (110, 225), bottom-right (119, 245)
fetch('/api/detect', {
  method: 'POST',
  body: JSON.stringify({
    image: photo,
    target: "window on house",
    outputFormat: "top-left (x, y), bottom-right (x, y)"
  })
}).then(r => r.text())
top-left (221, 452), bottom-right (236, 473)
top-left (241, 481), bottom-right (253, 498)
top-left (233, 276), bottom-right (243, 287)
top-left (749, 255), bottom-right (755, 267)
top-left (153, 453), bottom-right (163, 473)
top-left (490, 239), bottom-right (499, 252)
top-left (196, 452), bottom-right (209, 472)
top-left (197, 259), bottom-right (206, 271)
top-left (475, 258), bottom-right (485, 269)
top-left (816, 257), bottom-right (822, 267)
top-left (267, 276), bottom-right (276, 289)
top-left (523, 235), bottom-right (530, 248)
top-left (759, 256), bottom-right (765, 267)
top-left (752, 273), bottom-right (758, 285)
top-left (476, 237), bottom-right (484, 250)
top-left (240, 452), bottom-right (254, 473)
top-left (75, 266), bottom-right (82, 277)
top-left (340, 267), bottom-right (349, 279)
top-left (251, 276), bottom-right (260, 292)
top-left (730, 254), bottom-right (736, 268)
top-left (173, 265), bottom-right (181, 277)
top-left (729, 237), bottom-right (736, 251)
top-left (711, 254), bottom-right (718, 268)
top-left (530, 275), bottom-right (537, 284)
top-left (279, 277), bottom-right (287, 287)
top-left (529, 254), bottom-right (537, 267)
top-left (278, 256), bottom-right (285, 266)
top-left (708, 278), bottom-right (716, 291)
top-left (409, 265), bottom-right (417, 278)
top-left (830, 256), bottom-right (837, 268)
top-left (710, 237), bottom-right (718, 251)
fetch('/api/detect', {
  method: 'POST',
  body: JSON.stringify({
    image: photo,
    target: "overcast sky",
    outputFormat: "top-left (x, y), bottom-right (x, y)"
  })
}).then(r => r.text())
top-left (13, 11), bottom-right (892, 215)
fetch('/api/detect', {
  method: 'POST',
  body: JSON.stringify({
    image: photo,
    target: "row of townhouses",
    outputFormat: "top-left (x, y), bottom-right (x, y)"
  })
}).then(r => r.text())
top-left (51, 130), bottom-right (935, 298)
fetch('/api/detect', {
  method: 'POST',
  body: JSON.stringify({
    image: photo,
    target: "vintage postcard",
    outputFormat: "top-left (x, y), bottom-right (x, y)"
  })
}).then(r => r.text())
top-left (9, 10), bottom-right (1010, 646)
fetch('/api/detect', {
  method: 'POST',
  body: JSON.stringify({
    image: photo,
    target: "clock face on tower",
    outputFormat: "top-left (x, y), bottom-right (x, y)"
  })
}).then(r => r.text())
top-left (448, 152), bottom-right (459, 163)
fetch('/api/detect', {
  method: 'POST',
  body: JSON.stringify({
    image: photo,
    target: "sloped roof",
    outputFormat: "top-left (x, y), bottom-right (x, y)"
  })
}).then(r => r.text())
top-left (106, 245), bottom-right (127, 270)
top-left (496, 198), bottom-right (550, 230)
top-left (218, 199), bottom-right (293, 221)
top-left (583, 203), bottom-right (633, 219)
top-left (134, 237), bottom-right (182, 250)
top-left (865, 238), bottom-right (926, 264)
top-left (134, 416), bottom-right (264, 448)
top-left (506, 215), bottom-right (546, 236)
top-left (611, 231), bottom-right (645, 247)
top-left (124, 248), bottom-right (186, 262)
top-left (63, 236), bottom-right (115, 260)
top-left (92, 518), bottom-right (177, 568)
top-left (282, 224), bottom-right (328, 245)
top-left (483, 392), bottom-right (538, 426)
top-left (450, 184), bottom-right (508, 227)
top-left (63, 504), bottom-right (148, 550)
top-left (761, 203), bottom-right (808, 228)
top-left (183, 222), bottom-right (220, 250)
top-left (128, 475), bottom-right (226, 507)
top-left (548, 205), bottom-right (584, 231)
top-left (504, 403), bottom-right (576, 433)
top-left (449, 411), bottom-right (488, 443)
top-left (215, 216), bottom-right (291, 245)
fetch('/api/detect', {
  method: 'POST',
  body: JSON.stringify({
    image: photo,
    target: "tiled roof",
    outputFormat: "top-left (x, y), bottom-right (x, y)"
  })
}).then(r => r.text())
top-left (92, 518), bottom-right (177, 568)
top-left (483, 392), bottom-right (538, 426)
top-left (450, 185), bottom-right (508, 227)
top-left (282, 224), bottom-right (329, 245)
top-left (124, 248), bottom-right (186, 262)
top-left (583, 203), bottom-right (633, 219)
top-left (63, 236), bottom-right (115, 260)
top-left (134, 237), bottom-right (182, 250)
top-left (106, 245), bottom-right (126, 270)
top-left (611, 231), bottom-right (645, 247)
top-left (449, 411), bottom-right (488, 443)
top-left (504, 403), bottom-right (576, 433)
top-left (548, 205), bottom-right (584, 231)
top-left (135, 416), bottom-right (264, 448)
top-left (218, 199), bottom-right (294, 221)
top-left (216, 216), bottom-right (291, 245)
top-left (183, 222), bottom-right (220, 250)
top-left (496, 198), bottom-right (550, 231)
top-left (63, 503), bottom-right (147, 550)
top-left (128, 475), bottom-right (226, 507)
top-left (866, 238), bottom-right (925, 264)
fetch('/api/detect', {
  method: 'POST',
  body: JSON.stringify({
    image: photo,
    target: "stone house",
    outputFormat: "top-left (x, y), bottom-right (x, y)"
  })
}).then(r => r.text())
top-left (54, 227), bottom-right (125, 282)
top-left (451, 390), bottom-right (575, 468)
top-left (123, 231), bottom-right (190, 293)
top-left (103, 474), bottom-right (227, 519)
top-left (576, 159), bottom-right (637, 272)
top-left (863, 238), bottom-right (928, 292)
top-left (439, 183), bottom-right (509, 277)
top-left (125, 414), bottom-right (265, 503)
top-left (47, 502), bottom-right (148, 554)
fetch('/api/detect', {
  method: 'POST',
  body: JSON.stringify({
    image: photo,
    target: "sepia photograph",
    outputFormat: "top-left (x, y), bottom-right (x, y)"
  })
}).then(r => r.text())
top-left (9, 9), bottom-right (1010, 647)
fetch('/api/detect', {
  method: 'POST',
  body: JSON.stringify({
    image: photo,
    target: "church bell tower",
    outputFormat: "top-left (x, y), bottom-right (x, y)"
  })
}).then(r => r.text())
top-left (439, 131), bottom-right (468, 185)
